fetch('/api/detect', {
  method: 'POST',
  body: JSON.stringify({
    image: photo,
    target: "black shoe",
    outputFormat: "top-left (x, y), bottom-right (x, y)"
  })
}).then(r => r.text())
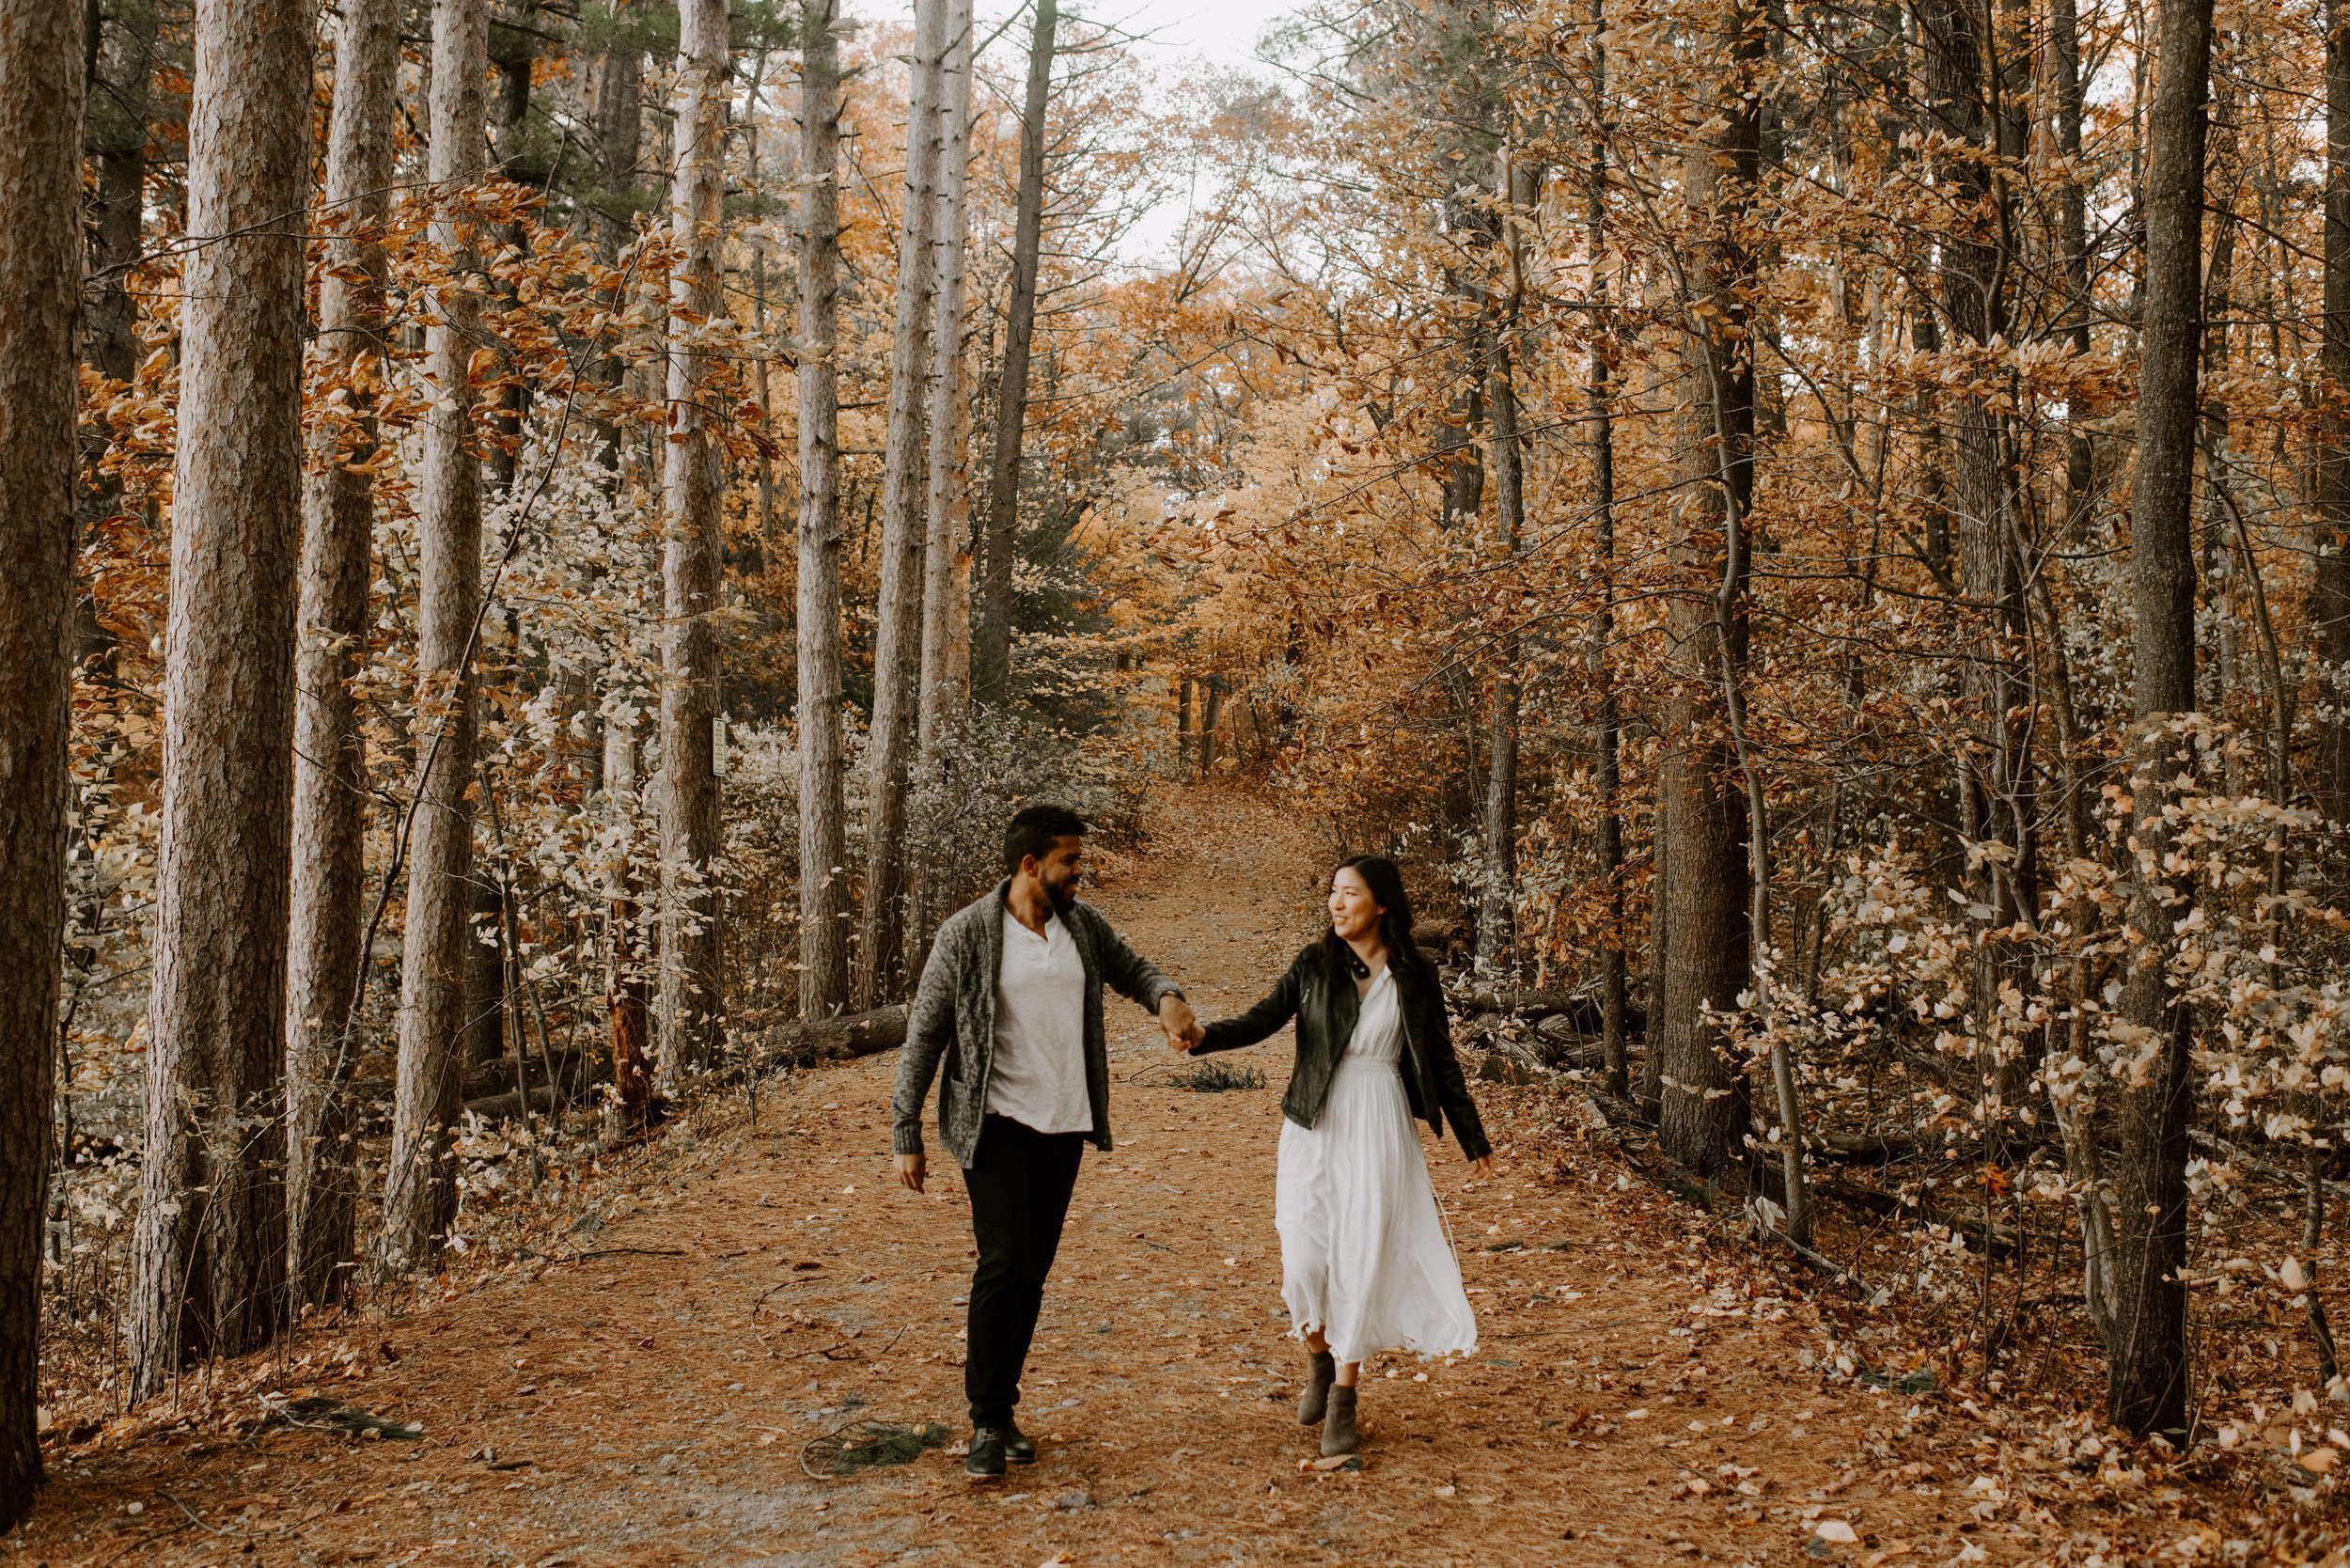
top-left (1003, 1421), bottom-right (1038, 1465)
top-left (966, 1426), bottom-right (1009, 1480)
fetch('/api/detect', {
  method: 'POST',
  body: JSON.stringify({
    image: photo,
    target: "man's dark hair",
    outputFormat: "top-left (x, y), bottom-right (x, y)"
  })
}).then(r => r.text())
top-left (1004, 804), bottom-right (1087, 873)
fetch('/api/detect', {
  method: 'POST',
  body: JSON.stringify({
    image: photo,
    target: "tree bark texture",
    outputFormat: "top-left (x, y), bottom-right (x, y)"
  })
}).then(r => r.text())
top-left (855, 0), bottom-right (948, 1009)
top-left (2320, 0), bottom-right (2350, 823)
top-left (0, 0), bottom-right (85, 1524)
top-left (82, 0), bottom-right (156, 386)
top-left (285, 0), bottom-right (400, 1313)
top-left (383, 0), bottom-right (490, 1276)
top-left (656, 0), bottom-right (731, 1086)
top-left (796, 0), bottom-right (854, 1022)
top-left (1584, 6), bottom-right (1627, 1098)
top-left (128, 0), bottom-right (311, 1396)
top-left (2107, 0), bottom-right (2213, 1438)
top-left (1477, 334), bottom-right (1523, 977)
top-left (919, 0), bottom-right (976, 760)
top-left (972, 0), bottom-right (1058, 707)
top-left (603, 713), bottom-right (653, 1121)
top-left (1655, 0), bottom-right (1760, 1178)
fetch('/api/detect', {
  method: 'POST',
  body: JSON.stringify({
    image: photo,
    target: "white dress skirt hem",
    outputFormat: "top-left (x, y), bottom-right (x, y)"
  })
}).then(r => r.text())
top-left (1273, 967), bottom-right (1477, 1366)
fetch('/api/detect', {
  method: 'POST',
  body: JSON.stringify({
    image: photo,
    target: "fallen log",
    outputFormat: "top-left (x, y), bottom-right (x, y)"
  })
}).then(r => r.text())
top-left (747, 1005), bottom-right (910, 1070)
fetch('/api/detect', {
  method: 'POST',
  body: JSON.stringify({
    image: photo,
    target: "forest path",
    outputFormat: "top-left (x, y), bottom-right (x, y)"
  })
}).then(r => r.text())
top-left (24, 791), bottom-right (2036, 1567)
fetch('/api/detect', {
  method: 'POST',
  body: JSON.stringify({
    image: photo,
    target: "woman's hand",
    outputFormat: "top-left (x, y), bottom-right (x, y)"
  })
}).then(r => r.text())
top-left (1467, 1153), bottom-right (1496, 1181)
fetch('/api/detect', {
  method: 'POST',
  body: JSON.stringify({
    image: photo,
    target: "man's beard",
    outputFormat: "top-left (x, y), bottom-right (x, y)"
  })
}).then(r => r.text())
top-left (1043, 876), bottom-right (1078, 915)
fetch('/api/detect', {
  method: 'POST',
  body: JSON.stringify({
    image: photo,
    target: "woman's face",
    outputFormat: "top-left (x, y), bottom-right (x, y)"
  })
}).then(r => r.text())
top-left (1328, 866), bottom-right (1386, 943)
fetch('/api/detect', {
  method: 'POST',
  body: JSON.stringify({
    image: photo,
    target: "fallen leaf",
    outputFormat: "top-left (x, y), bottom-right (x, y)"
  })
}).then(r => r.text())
top-left (1815, 1520), bottom-right (1858, 1544)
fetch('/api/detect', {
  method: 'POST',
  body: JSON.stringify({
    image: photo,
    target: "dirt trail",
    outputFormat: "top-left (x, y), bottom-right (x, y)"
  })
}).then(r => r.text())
top-left (22, 792), bottom-right (2073, 1566)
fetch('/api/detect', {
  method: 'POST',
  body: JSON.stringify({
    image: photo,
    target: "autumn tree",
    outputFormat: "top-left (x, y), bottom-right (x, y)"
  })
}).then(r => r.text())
top-left (128, 0), bottom-right (312, 1391)
top-left (383, 0), bottom-right (492, 1274)
top-left (656, 0), bottom-right (731, 1084)
top-left (0, 0), bottom-right (86, 1526)
top-left (285, 0), bottom-right (400, 1311)
top-left (857, 0), bottom-right (948, 1007)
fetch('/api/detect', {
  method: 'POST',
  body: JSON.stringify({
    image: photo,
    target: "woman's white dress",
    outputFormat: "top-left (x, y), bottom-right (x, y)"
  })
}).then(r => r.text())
top-left (1274, 966), bottom-right (1478, 1364)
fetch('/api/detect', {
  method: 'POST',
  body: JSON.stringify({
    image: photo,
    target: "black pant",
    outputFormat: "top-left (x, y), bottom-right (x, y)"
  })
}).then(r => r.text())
top-left (963, 1113), bottom-right (1085, 1429)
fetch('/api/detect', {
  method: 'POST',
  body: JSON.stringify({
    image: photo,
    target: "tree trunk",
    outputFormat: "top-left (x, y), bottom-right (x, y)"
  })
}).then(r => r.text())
top-left (2051, 0), bottom-right (2094, 527)
top-left (286, 0), bottom-right (399, 1312)
top-left (82, 0), bottom-right (156, 386)
top-left (1584, 0), bottom-right (1627, 1098)
top-left (128, 0), bottom-right (310, 1393)
top-left (655, 0), bottom-right (731, 1088)
top-left (2106, 0), bottom-right (2213, 1439)
top-left (2320, 0), bottom-right (2350, 823)
top-left (1655, 0), bottom-right (1760, 1178)
top-left (0, 0), bottom-right (85, 1525)
top-left (856, 0), bottom-right (948, 1009)
top-left (382, 0), bottom-right (490, 1276)
top-left (795, 0), bottom-right (854, 1023)
top-left (603, 713), bottom-right (652, 1122)
top-left (972, 0), bottom-right (1058, 707)
top-left (1475, 144), bottom-right (1534, 980)
top-left (919, 0), bottom-right (975, 760)
top-left (914, 0), bottom-right (977, 950)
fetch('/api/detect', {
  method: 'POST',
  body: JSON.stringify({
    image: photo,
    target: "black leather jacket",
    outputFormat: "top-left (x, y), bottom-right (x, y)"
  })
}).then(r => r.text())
top-left (1196, 940), bottom-right (1491, 1162)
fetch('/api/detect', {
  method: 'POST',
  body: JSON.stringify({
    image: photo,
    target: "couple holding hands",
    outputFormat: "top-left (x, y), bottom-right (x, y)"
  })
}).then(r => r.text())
top-left (890, 805), bottom-right (1494, 1477)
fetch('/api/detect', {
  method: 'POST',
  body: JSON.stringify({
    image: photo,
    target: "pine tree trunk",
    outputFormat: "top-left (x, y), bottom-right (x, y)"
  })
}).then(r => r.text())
top-left (382, 0), bottom-right (490, 1275)
top-left (2052, 0), bottom-right (2094, 525)
top-left (919, 0), bottom-right (976, 760)
top-left (1477, 333), bottom-right (1523, 978)
top-left (0, 0), bottom-right (85, 1524)
top-left (2319, 0), bottom-right (2350, 822)
top-left (83, 0), bottom-right (156, 387)
top-left (916, 0), bottom-right (977, 947)
top-left (795, 0), bottom-right (854, 1022)
top-left (1655, 0), bottom-right (1760, 1178)
top-left (972, 0), bottom-right (1058, 707)
top-left (655, 0), bottom-right (731, 1088)
top-left (603, 713), bottom-right (653, 1121)
top-left (1584, 3), bottom-right (1627, 1097)
top-left (286, 0), bottom-right (399, 1311)
top-left (856, 0), bottom-right (948, 1008)
top-left (128, 0), bottom-right (311, 1394)
top-left (2107, 0), bottom-right (2214, 1439)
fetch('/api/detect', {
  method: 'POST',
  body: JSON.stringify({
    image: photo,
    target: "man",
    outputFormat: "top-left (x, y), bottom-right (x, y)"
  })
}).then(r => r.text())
top-left (892, 804), bottom-right (1201, 1480)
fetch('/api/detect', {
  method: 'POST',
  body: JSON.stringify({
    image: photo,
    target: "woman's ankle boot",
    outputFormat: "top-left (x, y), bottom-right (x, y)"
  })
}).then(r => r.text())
top-left (1321, 1385), bottom-right (1359, 1456)
top-left (1298, 1350), bottom-right (1337, 1425)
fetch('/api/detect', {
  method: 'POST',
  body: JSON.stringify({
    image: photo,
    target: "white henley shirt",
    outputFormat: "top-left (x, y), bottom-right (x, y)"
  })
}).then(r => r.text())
top-left (986, 907), bottom-right (1091, 1134)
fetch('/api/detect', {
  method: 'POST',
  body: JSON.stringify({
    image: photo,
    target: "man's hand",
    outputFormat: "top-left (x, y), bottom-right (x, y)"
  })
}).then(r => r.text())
top-left (1159, 994), bottom-right (1204, 1053)
top-left (896, 1152), bottom-right (926, 1193)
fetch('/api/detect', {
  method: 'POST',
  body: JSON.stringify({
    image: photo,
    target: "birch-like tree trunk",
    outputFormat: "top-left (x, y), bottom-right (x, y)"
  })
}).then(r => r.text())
top-left (1655, 0), bottom-right (1760, 1178)
top-left (973, 0), bottom-right (1058, 707)
top-left (2107, 0), bottom-right (2214, 1438)
top-left (795, 0), bottom-right (853, 1022)
top-left (655, 0), bottom-right (731, 1085)
top-left (856, 0), bottom-right (948, 1008)
top-left (128, 0), bottom-right (312, 1394)
top-left (382, 0), bottom-right (490, 1276)
top-left (285, 0), bottom-right (400, 1313)
top-left (0, 0), bottom-right (85, 1525)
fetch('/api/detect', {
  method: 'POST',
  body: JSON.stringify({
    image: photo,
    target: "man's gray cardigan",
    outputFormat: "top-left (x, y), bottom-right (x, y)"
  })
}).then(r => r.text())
top-left (890, 879), bottom-right (1183, 1168)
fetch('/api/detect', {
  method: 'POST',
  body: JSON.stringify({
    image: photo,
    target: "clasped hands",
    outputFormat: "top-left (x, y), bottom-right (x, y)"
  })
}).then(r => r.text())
top-left (1159, 993), bottom-right (1206, 1054)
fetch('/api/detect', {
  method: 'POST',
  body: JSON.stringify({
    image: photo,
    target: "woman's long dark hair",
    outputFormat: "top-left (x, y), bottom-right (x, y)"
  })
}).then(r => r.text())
top-left (1324, 854), bottom-right (1434, 982)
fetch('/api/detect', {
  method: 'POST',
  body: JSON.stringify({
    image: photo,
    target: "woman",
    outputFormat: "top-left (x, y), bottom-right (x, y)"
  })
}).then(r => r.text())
top-left (1185, 855), bottom-right (1495, 1456)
